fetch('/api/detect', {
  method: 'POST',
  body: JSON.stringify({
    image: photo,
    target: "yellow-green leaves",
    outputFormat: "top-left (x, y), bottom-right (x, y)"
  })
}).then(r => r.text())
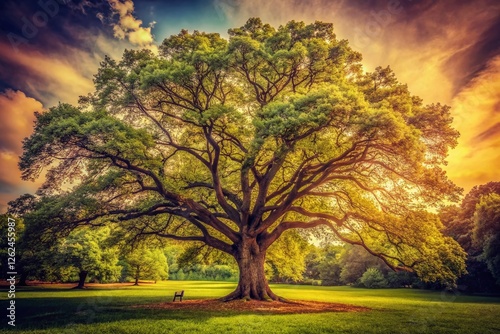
top-left (20, 104), bottom-right (160, 188)
top-left (19, 18), bottom-right (465, 288)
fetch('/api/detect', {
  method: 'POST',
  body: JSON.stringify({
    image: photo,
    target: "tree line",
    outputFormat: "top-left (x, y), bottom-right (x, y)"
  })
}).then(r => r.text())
top-left (2, 181), bottom-right (498, 292)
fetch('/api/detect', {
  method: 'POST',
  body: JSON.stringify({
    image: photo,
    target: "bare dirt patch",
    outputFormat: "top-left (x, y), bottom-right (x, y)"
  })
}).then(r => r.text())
top-left (135, 299), bottom-right (370, 314)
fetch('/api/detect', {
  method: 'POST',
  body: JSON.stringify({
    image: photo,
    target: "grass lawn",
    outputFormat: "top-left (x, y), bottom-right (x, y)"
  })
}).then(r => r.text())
top-left (1, 281), bottom-right (500, 333)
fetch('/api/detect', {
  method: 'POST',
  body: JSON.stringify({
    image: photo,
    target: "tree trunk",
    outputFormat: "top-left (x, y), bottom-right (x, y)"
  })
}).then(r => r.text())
top-left (134, 265), bottom-right (140, 285)
top-left (18, 272), bottom-right (28, 286)
top-left (75, 270), bottom-right (89, 289)
top-left (75, 270), bottom-right (88, 289)
top-left (222, 237), bottom-right (283, 302)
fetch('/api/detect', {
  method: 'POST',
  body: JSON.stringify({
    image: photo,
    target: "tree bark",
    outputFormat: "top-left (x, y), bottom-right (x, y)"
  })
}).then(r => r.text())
top-left (221, 237), bottom-right (283, 301)
top-left (134, 265), bottom-right (140, 285)
top-left (75, 270), bottom-right (88, 289)
top-left (18, 272), bottom-right (28, 286)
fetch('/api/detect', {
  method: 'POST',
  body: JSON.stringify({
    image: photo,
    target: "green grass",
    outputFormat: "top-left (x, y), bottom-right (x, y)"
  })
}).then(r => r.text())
top-left (1, 281), bottom-right (500, 333)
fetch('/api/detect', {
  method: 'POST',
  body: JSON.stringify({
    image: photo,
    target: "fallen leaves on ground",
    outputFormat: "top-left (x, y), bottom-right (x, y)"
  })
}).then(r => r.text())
top-left (134, 299), bottom-right (370, 314)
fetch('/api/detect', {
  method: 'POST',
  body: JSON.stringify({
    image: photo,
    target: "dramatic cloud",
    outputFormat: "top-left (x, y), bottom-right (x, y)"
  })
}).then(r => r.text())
top-left (215, 0), bottom-right (500, 191)
top-left (107, 0), bottom-right (157, 52)
top-left (0, 40), bottom-right (94, 106)
top-left (216, 0), bottom-right (498, 101)
top-left (0, 22), bottom-right (135, 107)
top-left (445, 55), bottom-right (500, 190)
top-left (0, 90), bottom-right (44, 211)
top-left (0, 90), bottom-right (41, 154)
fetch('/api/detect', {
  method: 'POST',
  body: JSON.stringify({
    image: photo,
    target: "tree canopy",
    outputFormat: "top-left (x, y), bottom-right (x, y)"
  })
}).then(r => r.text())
top-left (122, 245), bottom-right (169, 285)
top-left (441, 182), bottom-right (500, 291)
top-left (55, 227), bottom-right (121, 288)
top-left (19, 18), bottom-right (465, 300)
top-left (474, 193), bottom-right (500, 284)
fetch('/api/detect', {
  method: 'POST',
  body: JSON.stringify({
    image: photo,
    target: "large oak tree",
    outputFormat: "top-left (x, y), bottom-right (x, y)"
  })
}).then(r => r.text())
top-left (20, 19), bottom-right (465, 300)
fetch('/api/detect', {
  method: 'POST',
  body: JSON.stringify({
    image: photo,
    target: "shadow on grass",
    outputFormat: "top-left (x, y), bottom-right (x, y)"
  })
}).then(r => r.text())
top-left (14, 295), bottom-right (217, 331)
top-left (8, 284), bottom-right (500, 332)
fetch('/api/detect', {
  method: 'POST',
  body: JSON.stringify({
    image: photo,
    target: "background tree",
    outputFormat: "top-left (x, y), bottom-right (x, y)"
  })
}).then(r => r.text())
top-left (171, 243), bottom-right (238, 280)
top-left (442, 182), bottom-right (500, 253)
top-left (303, 245), bottom-right (323, 282)
top-left (20, 18), bottom-right (465, 300)
top-left (310, 245), bottom-right (343, 286)
top-left (122, 245), bottom-right (169, 285)
top-left (265, 230), bottom-right (309, 283)
top-left (302, 243), bottom-right (417, 287)
top-left (359, 268), bottom-right (388, 288)
top-left (473, 193), bottom-right (500, 284)
top-left (56, 227), bottom-right (121, 288)
top-left (441, 182), bottom-right (500, 292)
top-left (2, 196), bottom-right (59, 286)
top-left (338, 244), bottom-right (390, 285)
top-left (0, 214), bottom-right (23, 281)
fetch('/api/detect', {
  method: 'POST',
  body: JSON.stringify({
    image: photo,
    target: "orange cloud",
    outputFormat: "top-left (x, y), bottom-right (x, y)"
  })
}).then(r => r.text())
top-left (0, 41), bottom-right (94, 106)
top-left (445, 56), bottom-right (500, 191)
top-left (217, 0), bottom-right (500, 191)
top-left (0, 26), bottom-right (135, 107)
top-left (0, 90), bottom-right (41, 154)
top-left (0, 90), bottom-right (45, 211)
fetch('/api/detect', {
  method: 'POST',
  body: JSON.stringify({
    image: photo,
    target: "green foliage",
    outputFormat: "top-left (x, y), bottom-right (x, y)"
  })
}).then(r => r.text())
top-left (122, 245), bottom-right (169, 283)
top-left (386, 271), bottom-right (416, 288)
top-left (265, 230), bottom-right (309, 282)
top-left (0, 214), bottom-right (24, 279)
top-left (474, 193), bottom-right (500, 284)
top-left (442, 182), bottom-right (500, 253)
top-left (338, 245), bottom-right (389, 285)
top-left (314, 245), bottom-right (343, 285)
top-left (303, 246), bottom-right (322, 280)
top-left (359, 268), bottom-right (389, 288)
top-left (0, 212), bottom-right (63, 284)
top-left (166, 243), bottom-right (238, 281)
top-left (55, 227), bottom-right (122, 284)
top-left (18, 18), bottom-right (466, 292)
top-left (302, 244), bottom-right (419, 288)
top-left (170, 264), bottom-right (237, 281)
top-left (441, 182), bottom-right (500, 291)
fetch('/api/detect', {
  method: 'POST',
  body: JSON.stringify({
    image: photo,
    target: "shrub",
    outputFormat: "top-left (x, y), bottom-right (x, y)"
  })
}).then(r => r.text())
top-left (387, 271), bottom-right (416, 287)
top-left (360, 268), bottom-right (388, 288)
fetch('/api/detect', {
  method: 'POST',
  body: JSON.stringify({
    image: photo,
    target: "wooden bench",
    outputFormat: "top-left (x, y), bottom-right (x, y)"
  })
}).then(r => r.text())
top-left (172, 290), bottom-right (184, 302)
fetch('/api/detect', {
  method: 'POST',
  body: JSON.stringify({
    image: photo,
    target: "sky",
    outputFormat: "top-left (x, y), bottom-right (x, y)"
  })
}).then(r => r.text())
top-left (0, 0), bottom-right (499, 211)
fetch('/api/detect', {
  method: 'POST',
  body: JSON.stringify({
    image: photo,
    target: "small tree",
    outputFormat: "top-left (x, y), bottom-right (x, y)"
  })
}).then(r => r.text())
top-left (123, 246), bottom-right (168, 285)
top-left (56, 227), bottom-right (121, 288)
top-left (316, 245), bottom-right (343, 286)
top-left (339, 245), bottom-right (388, 285)
top-left (303, 246), bottom-right (322, 281)
top-left (360, 268), bottom-right (388, 288)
